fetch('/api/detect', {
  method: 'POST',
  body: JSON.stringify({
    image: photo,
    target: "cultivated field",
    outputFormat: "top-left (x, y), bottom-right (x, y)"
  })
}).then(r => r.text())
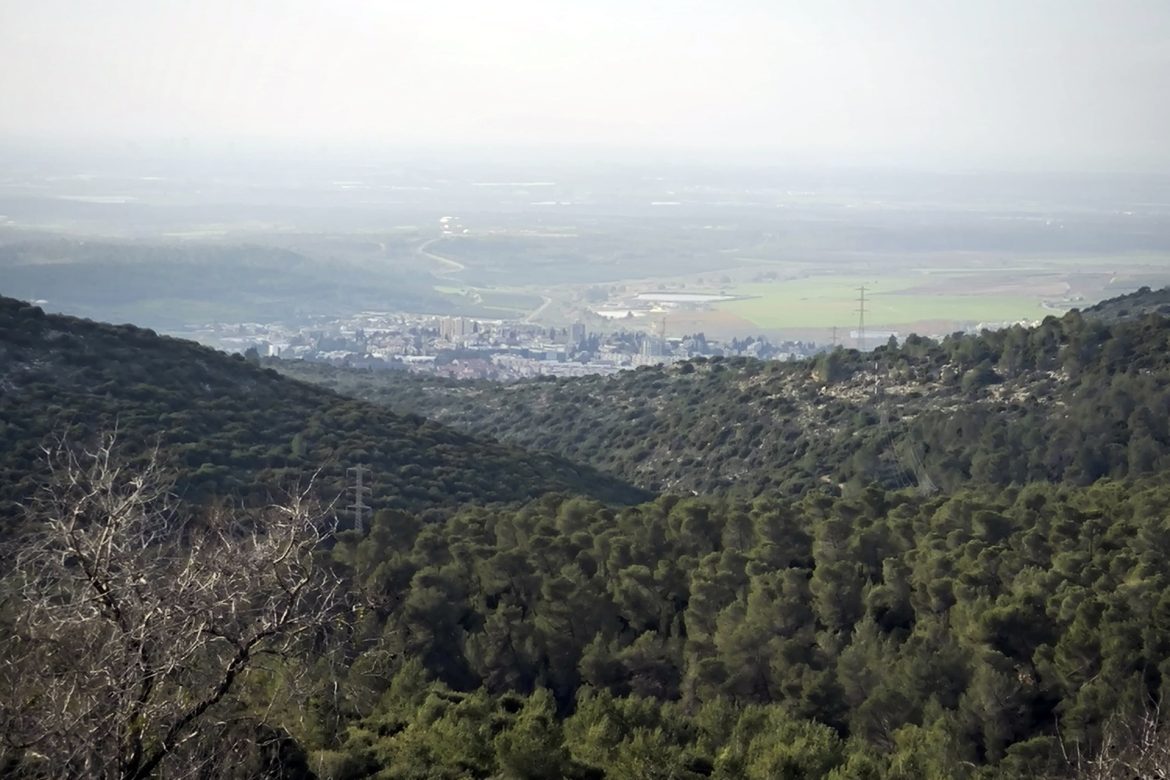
top-left (712, 256), bottom-right (1170, 335)
top-left (719, 275), bottom-right (1043, 331)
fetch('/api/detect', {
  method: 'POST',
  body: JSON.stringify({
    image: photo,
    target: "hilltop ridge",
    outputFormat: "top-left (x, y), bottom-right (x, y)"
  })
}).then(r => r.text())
top-left (1082, 284), bottom-right (1170, 322)
top-left (0, 296), bottom-right (647, 520)
top-left (276, 306), bottom-right (1170, 498)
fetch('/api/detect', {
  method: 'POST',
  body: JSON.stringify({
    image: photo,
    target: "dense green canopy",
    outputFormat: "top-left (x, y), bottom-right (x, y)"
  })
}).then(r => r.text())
top-left (307, 481), bottom-right (1170, 778)
top-left (278, 306), bottom-right (1170, 498)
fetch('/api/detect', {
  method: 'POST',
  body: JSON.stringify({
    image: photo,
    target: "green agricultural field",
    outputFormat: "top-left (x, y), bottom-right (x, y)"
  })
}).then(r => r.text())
top-left (77, 297), bottom-right (281, 329)
top-left (719, 276), bottom-right (1045, 329)
top-left (432, 285), bottom-right (545, 316)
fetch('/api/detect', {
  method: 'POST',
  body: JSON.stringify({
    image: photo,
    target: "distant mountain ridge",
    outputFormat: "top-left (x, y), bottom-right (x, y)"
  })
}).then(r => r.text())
top-left (0, 296), bottom-right (647, 522)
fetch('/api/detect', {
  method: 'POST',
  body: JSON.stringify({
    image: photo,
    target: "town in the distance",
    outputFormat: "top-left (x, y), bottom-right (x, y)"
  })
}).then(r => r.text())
top-left (5, 155), bottom-right (1167, 381)
top-left (201, 309), bottom-right (825, 380)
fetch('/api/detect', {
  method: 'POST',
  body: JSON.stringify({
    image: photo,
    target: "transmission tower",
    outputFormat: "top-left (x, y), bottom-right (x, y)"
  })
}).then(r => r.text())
top-left (347, 464), bottom-right (371, 534)
top-left (856, 286), bottom-right (867, 351)
top-left (872, 345), bottom-right (937, 494)
top-left (831, 325), bottom-right (838, 348)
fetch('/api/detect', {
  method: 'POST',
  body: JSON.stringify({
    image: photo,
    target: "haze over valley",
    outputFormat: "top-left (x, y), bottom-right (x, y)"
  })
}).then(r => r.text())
top-left (4, 150), bottom-right (1170, 358)
top-left (5, 2), bottom-right (1170, 778)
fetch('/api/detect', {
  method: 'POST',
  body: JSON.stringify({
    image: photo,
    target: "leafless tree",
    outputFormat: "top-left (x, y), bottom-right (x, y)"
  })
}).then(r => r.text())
top-left (1056, 698), bottom-right (1170, 780)
top-left (0, 435), bottom-right (343, 779)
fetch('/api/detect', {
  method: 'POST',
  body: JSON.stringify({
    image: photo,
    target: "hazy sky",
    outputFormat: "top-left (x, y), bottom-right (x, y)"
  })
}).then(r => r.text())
top-left (2, 0), bottom-right (1169, 170)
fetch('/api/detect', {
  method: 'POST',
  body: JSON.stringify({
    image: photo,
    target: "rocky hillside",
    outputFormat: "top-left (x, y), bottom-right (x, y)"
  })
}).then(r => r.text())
top-left (276, 308), bottom-right (1170, 498)
top-left (1083, 284), bottom-right (1170, 323)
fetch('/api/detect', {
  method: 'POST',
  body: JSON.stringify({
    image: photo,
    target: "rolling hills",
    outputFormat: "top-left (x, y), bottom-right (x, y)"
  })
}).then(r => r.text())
top-left (0, 238), bottom-right (488, 330)
top-left (0, 295), bottom-right (647, 521)
top-left (1083, 283), bottom-right (1170, 323)
top-left (275, 295), bottom-right (1170, 499)
top-left (7, 289), bottom-right (1170, 778)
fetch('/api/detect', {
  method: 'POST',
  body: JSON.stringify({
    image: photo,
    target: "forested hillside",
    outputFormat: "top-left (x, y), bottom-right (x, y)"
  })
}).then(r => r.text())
top-left (0, 296), bottom-right (646, 520)
top-left (1083, 284), bottom-right (1170, 323)
top-left (304, 480), bottom-right (1170, 778)
top-left (276, 305), bottom-right (1170, 499)
top-left (6, 294), bottom-right (1170, 779)
top-left (0, 239), bottom-right (472, 328)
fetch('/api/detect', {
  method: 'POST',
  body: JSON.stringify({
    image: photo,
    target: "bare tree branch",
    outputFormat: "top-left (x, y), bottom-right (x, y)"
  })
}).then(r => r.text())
top-left (0, 433), bottom-right (342, 779)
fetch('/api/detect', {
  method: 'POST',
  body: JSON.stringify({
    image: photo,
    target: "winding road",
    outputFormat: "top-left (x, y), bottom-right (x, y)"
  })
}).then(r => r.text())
top-left (525, 295), bottom-right (553, 323)
top-left (420, 236), bottom-right (552, 322)
top-left (417, 237), bottom-right (466, 277)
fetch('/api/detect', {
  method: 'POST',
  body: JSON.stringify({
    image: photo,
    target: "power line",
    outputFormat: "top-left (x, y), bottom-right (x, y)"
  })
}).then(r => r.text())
top-left (856, 286), bottom-right (867, 351)
top-left (872, 358), bottom-right (910, 491)
top-left (347, 464), bottom-right (371, 534)
top-left (907, 437), bottom-right (938, 495)
top-left (872, 354), bottom-right (935, 494)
